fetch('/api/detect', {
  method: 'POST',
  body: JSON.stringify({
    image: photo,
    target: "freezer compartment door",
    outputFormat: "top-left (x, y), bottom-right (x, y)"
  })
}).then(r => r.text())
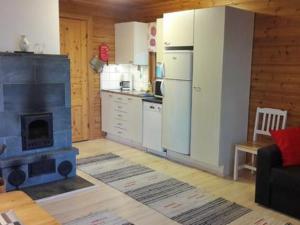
top-left (164, 51), bottom-right (193, 80)
top-left (162, 79), bottom-right (192, 155)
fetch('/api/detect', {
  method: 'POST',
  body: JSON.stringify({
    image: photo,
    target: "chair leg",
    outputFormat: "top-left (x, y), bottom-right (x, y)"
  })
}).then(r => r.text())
top-left (251, 154), bottom-right (255, 175)
top-left (234, 147), bottom-right (239, 181)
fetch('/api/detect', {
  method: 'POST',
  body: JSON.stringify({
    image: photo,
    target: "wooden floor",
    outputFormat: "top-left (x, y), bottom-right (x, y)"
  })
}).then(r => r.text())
top-left (39, 138), bottom-right (300, 225)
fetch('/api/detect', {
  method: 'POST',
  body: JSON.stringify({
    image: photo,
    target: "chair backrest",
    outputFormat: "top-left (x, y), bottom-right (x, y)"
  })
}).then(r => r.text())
top-left (253, 107), bottom-right (287, 142)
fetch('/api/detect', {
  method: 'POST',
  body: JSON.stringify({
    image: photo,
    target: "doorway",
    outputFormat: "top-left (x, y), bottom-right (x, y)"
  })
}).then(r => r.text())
top-left (60, 17), bottom-right (89, 142)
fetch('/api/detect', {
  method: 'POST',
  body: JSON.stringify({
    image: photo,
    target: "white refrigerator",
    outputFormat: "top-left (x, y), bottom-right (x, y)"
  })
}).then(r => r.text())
top-left (162, 50), bottom-right (193, 155)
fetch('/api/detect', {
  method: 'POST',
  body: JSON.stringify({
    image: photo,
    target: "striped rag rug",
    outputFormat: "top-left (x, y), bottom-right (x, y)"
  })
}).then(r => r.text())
top-left (0, 210), bottom-right (23, 225)
top-left (64, 211), bottom-right (133, 225)
top-left (77, 153), bottom-right (292, 225)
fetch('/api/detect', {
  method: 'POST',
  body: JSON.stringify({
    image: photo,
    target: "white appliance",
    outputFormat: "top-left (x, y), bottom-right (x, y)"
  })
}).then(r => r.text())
top-left (142, 102), bottom-right (164, 156)
top-left (162, 50), bottom-right (193, 155)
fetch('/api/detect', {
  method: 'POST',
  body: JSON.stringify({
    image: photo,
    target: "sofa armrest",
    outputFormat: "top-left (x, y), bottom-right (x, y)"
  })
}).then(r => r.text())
top-left (255, 144), bottom-right (282, 206)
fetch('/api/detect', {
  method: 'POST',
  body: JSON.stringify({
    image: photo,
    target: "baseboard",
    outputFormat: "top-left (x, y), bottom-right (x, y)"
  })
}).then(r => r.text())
top-left (166, 150), bottom-right (225, 177)
top-left (106, 134), bottom-right (146, 151)
top-left (104, 135), bottom-right (225, 177)
top-left (146, 148), bottom-right (167, 158)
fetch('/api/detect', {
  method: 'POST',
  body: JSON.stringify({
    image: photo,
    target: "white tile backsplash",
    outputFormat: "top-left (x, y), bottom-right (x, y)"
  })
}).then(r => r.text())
top-left (101, 64), bottom-right (149, 91)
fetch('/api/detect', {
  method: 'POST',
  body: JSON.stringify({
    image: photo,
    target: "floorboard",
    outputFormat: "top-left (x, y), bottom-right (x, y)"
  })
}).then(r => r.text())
top-left (38, 138), bottom-right (300, 225)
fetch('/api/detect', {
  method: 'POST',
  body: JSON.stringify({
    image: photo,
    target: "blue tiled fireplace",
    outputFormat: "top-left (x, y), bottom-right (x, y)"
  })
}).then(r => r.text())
top-left (0, 53), bottom-right (78, 191)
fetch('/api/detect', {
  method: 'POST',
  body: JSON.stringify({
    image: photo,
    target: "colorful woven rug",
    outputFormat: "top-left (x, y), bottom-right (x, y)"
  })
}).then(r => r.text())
top-left (64, 211), bottom-right (133, 225)
top-left (78, 153), bottom-right (291, 225)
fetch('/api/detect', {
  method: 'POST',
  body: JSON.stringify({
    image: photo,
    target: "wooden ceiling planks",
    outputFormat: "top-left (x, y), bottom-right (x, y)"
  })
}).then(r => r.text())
top-left (60, 0), bottom-right (130, 19)
top-left (130, 0), bottom-right (300, 21)
top-left (67, 0), bottom-right (163, 8)
top-left (60, 0), bottom-right (300, 20)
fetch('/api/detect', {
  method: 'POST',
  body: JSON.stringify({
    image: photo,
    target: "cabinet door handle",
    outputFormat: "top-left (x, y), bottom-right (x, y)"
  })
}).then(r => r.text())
top-left (164, 42), bottom-right (170, 46)
top-left (150, 106), bottom-right (155, 109)
top-left (129, 60), bottom-right (133, 64)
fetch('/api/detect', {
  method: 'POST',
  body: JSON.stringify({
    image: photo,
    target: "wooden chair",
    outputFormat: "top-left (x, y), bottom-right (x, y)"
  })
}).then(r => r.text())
top-left (233, 107), bottom-right (287, 181)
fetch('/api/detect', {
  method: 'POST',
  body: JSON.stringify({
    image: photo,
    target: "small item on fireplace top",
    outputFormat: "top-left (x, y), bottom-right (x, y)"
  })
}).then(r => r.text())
top-left (19, 35), bottom-right (30, 52)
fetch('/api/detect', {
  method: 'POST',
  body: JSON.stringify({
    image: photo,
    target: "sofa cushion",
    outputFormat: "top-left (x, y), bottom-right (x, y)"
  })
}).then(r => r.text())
top-left (271, 127), bottom-right (300, 166)
top-left (270, 166), bottom-right (300, 191)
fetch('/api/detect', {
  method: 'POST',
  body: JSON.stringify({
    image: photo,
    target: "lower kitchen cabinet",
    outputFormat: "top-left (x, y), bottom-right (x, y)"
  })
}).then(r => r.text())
top-left (127, 96), bottom-right (143, 143)
top-left (101, 92), bottom-right (113, 133)
top-left (101, 91), bottom-right (143, 144)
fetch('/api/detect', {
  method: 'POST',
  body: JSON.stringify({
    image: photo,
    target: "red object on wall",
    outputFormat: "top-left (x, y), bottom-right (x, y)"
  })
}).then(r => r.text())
top-left (99, 44), bottom-right (109, 63)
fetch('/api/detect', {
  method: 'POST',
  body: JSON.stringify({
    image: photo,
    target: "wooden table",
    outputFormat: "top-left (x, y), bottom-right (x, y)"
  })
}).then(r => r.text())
top-left (0, 191), bottom-right (60, 225)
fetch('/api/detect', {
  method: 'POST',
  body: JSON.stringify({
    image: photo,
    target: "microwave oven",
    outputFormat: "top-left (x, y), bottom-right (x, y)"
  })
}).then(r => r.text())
top-left (154, 79), bottom-right (164, 98)
top-left (120, 81), bottom-right (130, 91)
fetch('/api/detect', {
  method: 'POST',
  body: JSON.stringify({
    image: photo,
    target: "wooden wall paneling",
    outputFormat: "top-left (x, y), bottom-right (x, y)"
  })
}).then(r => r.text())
top-left (149, 52), bottom-right (156, 85)
top-left (59, 1), bottom-right (128, 139)
top-left (91, 16), bottom-right (116, 138)
top-left (248, 13), bottom-right (300, 141)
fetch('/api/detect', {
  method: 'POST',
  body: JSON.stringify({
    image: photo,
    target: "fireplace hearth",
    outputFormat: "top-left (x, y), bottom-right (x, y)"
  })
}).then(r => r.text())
top-left (21, 113), bottom-right (53, 150)
top-left (0, 53), bottom-right (78, 191)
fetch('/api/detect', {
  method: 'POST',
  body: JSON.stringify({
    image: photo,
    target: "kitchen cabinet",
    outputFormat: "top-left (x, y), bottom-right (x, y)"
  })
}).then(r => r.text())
top-left (115, 22), bottom-right (148, 65)
top-left (101, 92), bottom-right (113, 133)
top-left (156, 18), bottom-right (164, 63)
top-left (101, 92), bottom-right (143, 144)
top-left (190, 6), bottom-right (254, 176)
top-left (127, 96), bottom-right (143, 142)
top-left (163, 10), bottom-right (194, 47)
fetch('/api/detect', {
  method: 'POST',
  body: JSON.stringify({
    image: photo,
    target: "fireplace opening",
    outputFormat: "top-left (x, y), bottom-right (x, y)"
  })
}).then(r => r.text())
top-left (28, 120), bottom-right (49, 139)
top-left (21, 113), bottom-right (53, 150)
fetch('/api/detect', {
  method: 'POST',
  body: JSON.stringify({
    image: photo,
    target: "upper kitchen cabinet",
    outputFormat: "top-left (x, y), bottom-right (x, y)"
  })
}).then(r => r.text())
top-left (115, 22), bottom-right (148, 65)
top-left (163, 10), bottom-right (195, 47)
